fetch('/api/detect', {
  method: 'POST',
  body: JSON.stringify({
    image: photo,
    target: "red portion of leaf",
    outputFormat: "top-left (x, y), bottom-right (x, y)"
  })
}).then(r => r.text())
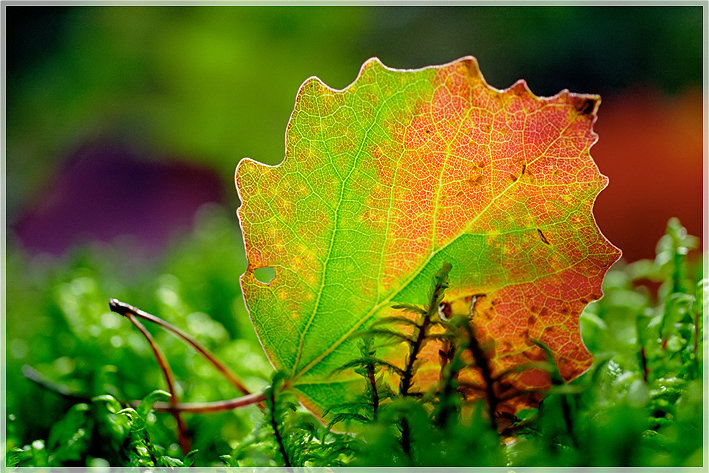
top-left (236, 57), bottom-right (621, 418)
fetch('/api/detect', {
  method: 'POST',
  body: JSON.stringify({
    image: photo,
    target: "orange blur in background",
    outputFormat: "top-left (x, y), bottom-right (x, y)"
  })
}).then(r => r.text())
top-left (592, 88), bottom-right (703, 261)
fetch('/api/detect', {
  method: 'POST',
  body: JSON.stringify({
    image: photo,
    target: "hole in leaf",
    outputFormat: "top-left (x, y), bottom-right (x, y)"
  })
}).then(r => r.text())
top-left (253, 266), bottom-right (276, 285)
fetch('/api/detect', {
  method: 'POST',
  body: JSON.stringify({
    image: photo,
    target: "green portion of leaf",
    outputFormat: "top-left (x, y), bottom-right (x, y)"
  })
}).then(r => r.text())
top-left (236, 57), bottom-right (620, 416)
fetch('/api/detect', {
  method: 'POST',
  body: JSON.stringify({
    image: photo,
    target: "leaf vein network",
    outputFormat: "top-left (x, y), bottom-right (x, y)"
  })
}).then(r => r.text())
top-left (294, 108), bottom-right (580, 379)
top-left (292, 78), bottom-right (423, 373)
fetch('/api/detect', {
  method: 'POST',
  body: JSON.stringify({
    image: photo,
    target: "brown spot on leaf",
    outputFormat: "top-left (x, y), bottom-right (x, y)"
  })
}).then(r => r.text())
top-left (527, 316), bottom-right (535, 326)
top-left (537, 229), bottom-right (550, 245)
top-left (439, 301), bottom-right (452, 319)
top-left (468, 175), bottom-right (485, 186)
top-left (509, 173), bottom-right (518, 183)
top-left (540, 308), bottom-right (549, 316)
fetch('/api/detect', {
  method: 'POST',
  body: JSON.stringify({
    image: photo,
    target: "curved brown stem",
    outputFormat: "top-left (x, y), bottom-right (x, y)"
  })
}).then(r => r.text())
top-left (148, 392), bottom-right (267, 413)
top-left (22, 363), bottom-right (266, 414)
top-left (109, 299), bottom-right (250, 396)
top-left (124, 312), bottom-right (191, 455)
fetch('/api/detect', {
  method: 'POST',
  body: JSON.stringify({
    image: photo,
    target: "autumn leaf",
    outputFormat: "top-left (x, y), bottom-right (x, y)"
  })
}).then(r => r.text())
top-left (235, 57), bottom-right (620, 418)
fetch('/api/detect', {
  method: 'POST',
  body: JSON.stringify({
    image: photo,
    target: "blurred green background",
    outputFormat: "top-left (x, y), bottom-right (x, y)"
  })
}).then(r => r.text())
top-left (4, 5), bottom-right (705, 466)
top-left (6, 6), bottom-right (703, 257)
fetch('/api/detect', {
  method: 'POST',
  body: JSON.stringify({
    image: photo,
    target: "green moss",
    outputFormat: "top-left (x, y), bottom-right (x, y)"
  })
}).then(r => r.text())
top-left (5, 215), bottom-right (704, 467)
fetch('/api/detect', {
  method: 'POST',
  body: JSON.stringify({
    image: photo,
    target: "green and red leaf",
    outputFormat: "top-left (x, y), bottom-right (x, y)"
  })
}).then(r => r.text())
top-left (236, 57), bottom-right (620, 418)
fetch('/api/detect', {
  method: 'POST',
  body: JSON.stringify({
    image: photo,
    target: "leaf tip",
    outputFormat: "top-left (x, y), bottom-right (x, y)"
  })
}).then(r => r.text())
top-left (361, 56), bottom-right (385, 70)
top-left (234, 158), bottom-right (263, 195)
top-left (455, 55), bottom-right (482, 78)
top-left (509, 79), bottom-right (534, 97)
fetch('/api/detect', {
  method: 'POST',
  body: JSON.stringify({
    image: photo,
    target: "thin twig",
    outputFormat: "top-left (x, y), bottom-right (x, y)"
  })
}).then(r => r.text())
top-left (147, 392), bottom-right (267, 413)
top-left (109, 299), bottom-right (251, 396)
top-left (22, 363), bottom-right (266, 413)
top-left (124, 312), bottom-right (191, 455)
top-left (21, 365), bottom-right (90, 403)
